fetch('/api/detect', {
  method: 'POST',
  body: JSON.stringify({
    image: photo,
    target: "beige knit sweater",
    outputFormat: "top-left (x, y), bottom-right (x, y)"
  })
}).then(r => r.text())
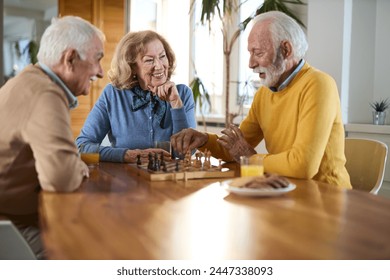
top-left (0, 64), bottom-right (86, 215)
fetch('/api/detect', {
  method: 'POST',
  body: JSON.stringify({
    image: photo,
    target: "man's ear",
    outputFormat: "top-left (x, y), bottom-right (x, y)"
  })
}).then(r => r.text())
top-left (280, 41), bottom-right (292, 58)
top-left (63, 49), bottom-right (78, 70)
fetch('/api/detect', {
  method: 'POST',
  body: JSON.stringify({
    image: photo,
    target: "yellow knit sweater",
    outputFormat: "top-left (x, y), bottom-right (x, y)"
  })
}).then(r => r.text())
top-left (202, 63), bottom-right (351, 188)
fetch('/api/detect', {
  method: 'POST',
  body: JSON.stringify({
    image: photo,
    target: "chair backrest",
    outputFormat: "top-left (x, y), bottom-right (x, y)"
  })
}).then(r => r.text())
top-left (344, 137), bottom-right (388, 194)
top-left (0, 220), bottom-right (37, 260)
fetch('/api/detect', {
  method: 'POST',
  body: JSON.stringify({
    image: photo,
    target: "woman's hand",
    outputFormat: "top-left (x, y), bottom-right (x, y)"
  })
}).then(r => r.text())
top-left (148, 81), bottom-right (183, 109)
top-left (124, 148), bottom-right (171, 164)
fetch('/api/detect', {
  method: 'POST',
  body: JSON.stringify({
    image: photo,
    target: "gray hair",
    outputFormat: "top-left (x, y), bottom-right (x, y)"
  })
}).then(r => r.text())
top-left (252, 11), bottom-right (308, 60)
top-left (37, 16), bottom-right (105, 66)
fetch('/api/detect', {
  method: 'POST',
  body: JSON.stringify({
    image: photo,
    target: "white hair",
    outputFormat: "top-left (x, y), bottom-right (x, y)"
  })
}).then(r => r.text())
top-left (252, 11), bottom-right (308, 60)
top-left (37, 16), bottom-right (105, 66)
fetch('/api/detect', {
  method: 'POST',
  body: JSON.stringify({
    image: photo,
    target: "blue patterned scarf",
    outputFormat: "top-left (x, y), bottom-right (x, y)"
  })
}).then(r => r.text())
top-left (131, 86), bottom-right (167, 128)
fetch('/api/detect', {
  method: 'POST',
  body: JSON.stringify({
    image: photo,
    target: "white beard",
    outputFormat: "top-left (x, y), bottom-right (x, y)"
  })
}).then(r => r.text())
top-left (254, 50), bottom-right (286, 88)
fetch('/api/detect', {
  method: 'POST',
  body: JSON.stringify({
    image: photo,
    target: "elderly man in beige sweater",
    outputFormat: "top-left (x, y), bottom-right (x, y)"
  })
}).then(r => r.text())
top-left (0, 16), bottom-right (105, 259)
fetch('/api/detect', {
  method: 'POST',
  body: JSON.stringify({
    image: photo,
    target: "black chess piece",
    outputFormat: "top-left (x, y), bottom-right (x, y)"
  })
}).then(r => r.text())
top-left (136, 154), bottom-right (142, 166)
top-left (147, 153), bottom-right (154, 170)
top-left (160, 152), bottom-right (165, 164)
top-left (153, 153), bottom-right (159, 171)
top-left (175, 160), bottom-right (179, 171)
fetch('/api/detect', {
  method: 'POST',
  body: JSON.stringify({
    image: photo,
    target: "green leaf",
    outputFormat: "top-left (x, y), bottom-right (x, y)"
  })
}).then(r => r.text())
top-left (190, 76), bottom-right (211, 112)
top-left (370, 98), bottom-right (390, 112)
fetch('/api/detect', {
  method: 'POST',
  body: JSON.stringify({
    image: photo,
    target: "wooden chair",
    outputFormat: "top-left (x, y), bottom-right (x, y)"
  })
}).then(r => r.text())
top-left (0, 219), bottom-right (36, 260)
top-left (345, 137), bottom-right (388, 194)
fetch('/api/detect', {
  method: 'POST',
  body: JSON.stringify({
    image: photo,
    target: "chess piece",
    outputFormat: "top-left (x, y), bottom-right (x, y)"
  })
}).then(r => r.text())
top-left (136, 154), bottom-right (142, 166)
top-left (184, 150), bottom-right (191, 168)
top-left (154, 152), bottom-right (160, 171)
top-left (195, 152), bottom-right (202, 168)
top-left (160, 152), bottom-right (167, 172)
top-left (175, 160), bottom-right (179, 171)
top-left (203, 150), bottom-right (211, 170)
top-left (160, 151), bottom-right (165, 164)
top-left (161, 161), bottom-right (167, 172)
top-left (147, 153), bottom-right (154, 170)
top-left (218, 159), bottom-right (222, 170)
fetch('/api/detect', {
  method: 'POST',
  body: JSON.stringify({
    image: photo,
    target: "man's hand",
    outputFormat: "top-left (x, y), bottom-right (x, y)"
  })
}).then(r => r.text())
top-left (124, 148), bottom-right (171, 164)
top-left (170, 128), bottom-right (208, 156)
top-left (217, 124), bottom-right (256, 162)
top-left (81, 161), bottom-right (89, 178)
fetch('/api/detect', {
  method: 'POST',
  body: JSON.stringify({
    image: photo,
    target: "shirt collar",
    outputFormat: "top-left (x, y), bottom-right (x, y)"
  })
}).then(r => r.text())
top-left (270, 59), bottom-right (305, 92)
top-left (131, 86), bottom-right (167, 128)
top-left (38, 62), bottom-right (78, 109)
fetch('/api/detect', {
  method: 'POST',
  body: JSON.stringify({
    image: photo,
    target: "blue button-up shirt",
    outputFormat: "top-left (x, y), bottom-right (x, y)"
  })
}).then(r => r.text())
top-left (270, 59), bottom-right (305, 92)
top-left (38, 62), bottom-right (78, 109)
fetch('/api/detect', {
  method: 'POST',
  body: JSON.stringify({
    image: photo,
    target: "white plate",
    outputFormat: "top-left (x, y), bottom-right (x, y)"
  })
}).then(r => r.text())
top-left (221, 178), bottom-right (296, 197)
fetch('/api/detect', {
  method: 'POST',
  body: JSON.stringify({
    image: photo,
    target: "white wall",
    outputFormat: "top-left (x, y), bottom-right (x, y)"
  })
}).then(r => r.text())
top-left (161, 0), bottom-right (190, 85)
top-left (348, 0), bottom-right (376, 124)
top-left (306, 0), bottom-right (390, 125)
top-left (373, 0), bottom-right (390, 105)
top-left (306, 0), bottom-right (346, 118)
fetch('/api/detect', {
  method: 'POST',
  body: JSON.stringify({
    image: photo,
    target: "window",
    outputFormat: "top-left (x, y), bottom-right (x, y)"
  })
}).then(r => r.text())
top-left (127, 0), bottom-right (262, 119)
top-left (191, 0), bottom-right (263, 118)
top-left (129, 0), bottom-right (161, 31)
top-left (191, 0), bottom-right (223, 116)
top-left (128, 0), bottom-right (190, 88)
top-left (237, 0), bottom-right (263, 115)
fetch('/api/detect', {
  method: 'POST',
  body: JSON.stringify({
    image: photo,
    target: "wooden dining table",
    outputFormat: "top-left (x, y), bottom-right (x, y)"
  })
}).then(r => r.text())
top-left (39, 162), bottom-right (390, 260)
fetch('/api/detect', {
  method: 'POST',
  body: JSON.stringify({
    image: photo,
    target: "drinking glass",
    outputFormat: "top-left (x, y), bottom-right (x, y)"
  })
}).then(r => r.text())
top-left (240, 155), bottom-right (264, 177)
top-left (80, 144), bottom-right (100, 167)
top-left (155, 141), bottom-right (172, 154)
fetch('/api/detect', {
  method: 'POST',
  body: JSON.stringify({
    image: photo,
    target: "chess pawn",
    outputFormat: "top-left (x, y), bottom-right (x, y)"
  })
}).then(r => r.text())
top-left (195, 152), bottom-right (202, 168)
top-left (184, 150), bottom-right (191, 168)
top-left (206, 150), bottom-right (211, 162)
top-left (160, 151), bottom-right (165, 165)
top-left (203, 160), bottom-right (210, 170)
top-left (175, 160), bottom-right (180, 171)
top-left (203, 153), bottom-right (210, 170)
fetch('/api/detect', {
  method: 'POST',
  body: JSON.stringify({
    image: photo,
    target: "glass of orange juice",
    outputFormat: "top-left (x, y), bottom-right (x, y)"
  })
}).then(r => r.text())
top-left (240, 155), bottom-right (264, 177)
top-left (80, 144), bottom-right (100, 167)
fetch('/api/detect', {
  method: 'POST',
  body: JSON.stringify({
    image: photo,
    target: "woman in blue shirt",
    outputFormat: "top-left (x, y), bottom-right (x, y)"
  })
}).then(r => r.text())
top-left (76, 30), bottom-right (196, 163)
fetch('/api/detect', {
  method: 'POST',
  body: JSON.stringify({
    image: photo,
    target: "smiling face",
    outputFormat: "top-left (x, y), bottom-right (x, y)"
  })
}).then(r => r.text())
top-left (135, 39), bottom-right (169, 90)
top-left (70, 36), bottom-right (104, 96)
top-left (247, 21), bottom-right (286, 88)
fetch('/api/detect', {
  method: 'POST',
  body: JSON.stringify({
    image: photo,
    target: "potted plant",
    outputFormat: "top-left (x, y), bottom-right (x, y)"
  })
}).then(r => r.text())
top-left (370, 98), bottom-right (389, 125)
top-left (190, 73), bottom-right (211, 130)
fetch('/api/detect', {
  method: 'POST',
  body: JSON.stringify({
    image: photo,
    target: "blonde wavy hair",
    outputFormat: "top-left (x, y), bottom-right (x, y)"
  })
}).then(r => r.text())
top-left (108, 30), bottom-right (176, 89)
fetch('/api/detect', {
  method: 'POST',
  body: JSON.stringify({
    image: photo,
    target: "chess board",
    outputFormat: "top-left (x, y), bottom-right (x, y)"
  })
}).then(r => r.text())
top-left (127, 159), bottom-right (235, 181)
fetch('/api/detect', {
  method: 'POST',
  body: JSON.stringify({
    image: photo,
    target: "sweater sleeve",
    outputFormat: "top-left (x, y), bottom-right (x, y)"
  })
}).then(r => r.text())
top-left (75, 85), bottom-right (127, 162)
top-left (199, 134), bottom-right (234, 162)
top-left (170, 84), bottom-right (196, 133)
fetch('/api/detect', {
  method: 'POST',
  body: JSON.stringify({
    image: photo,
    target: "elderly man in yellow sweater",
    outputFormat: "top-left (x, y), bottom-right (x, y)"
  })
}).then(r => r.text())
top-left (171, 11), bottom-right (351, 189)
